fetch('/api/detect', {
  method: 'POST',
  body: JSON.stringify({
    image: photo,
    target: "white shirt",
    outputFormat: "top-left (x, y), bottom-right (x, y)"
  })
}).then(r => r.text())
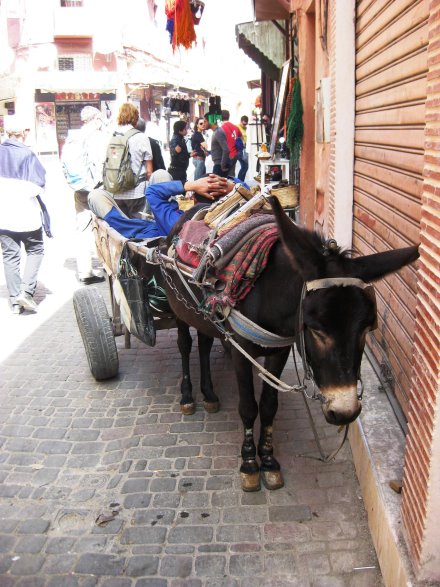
top-left (0, 177), bottom-right (42, 232)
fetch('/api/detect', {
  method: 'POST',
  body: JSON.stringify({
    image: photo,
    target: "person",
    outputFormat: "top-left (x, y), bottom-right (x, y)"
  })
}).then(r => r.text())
top-left (237, 115), bottom-right (249, 182)
top-left (88, 171), bottom-right (241, 239)
top-left (204, 114), bottom-right (230, 177)
top-left (220, 109), bottom-right (242, 178)
top-left (0, 116), bottom-right (46, 314)
top-left (190, 117), bottom-right (208, 180)
top-left (68, 105), bottom-right (107, 284)
top-left (112, 102), bottom-right (154, 219)
top-left (168, 120), bottom-right (190, 182)
top-left (136, 118), bottom-right (166, 172)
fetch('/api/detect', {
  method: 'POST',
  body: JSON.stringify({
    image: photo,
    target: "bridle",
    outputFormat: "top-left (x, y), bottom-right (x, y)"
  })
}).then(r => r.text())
top-left (296, 276), bottom-right (377, 403)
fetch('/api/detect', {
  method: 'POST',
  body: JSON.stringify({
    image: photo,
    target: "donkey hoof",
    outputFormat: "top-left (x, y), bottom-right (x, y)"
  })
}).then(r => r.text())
top-left (203, 400), bottom-right (219, 413)
top-left (240, 471), bottom-right (261, 492)
top-left (180, 402), bottom-right (196, 416)
top-left (261, 470), bottom-right (284, 490)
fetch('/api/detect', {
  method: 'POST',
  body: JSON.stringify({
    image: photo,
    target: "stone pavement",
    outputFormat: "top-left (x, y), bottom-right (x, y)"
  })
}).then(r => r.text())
top-left (0, 159), bottom-right (383, 586)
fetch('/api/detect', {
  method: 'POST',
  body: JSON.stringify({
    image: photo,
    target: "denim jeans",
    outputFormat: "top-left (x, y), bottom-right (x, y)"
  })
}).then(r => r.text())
top-left (192, 158), bottom-right (206, 180)
top-left (237, 150), bottom-right (249, 182)
top-left (0, 228), bottom-right (44, 303)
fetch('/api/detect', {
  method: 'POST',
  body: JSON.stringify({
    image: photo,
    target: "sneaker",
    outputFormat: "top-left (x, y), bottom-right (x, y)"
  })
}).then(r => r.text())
top-left (11, 304), bottom-right (23, 315)
top-left (15, 291), bottom-right (38, 312)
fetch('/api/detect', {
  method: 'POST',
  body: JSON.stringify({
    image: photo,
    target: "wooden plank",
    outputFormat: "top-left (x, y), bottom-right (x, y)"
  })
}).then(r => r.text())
top-left (355, 102), bottom-right (426, 127)
top-left (354, 144), bottom-right (424, 175)
top-left (356, 20), bottom-right (428, 80)
top-left (355, 127), bottom-right (425, 150)
top-left (356, 0), bottom-right (425, 49)
top-left (353, 181), bottom-right (422, 225)
top-left (356, 51), bottom-right (427, 96)
top-left (356, 77), bottom-right (427, 111)
top-left (352, 214), bottom-right (419, 292)
top-left (354, 159), bottom-right (423, 202)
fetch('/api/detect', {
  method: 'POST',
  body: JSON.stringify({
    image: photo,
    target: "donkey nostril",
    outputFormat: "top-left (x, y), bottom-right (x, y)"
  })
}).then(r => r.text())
top-left (327, 409), bottom-right (337, 424)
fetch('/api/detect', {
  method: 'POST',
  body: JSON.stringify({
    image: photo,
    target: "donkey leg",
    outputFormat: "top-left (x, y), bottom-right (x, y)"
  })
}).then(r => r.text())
top-left (197, 331), bottom-right (219, 413)
top-left (231, 349), bottom-right (260, 491)
top-left (177, 320), bottom-right (195, 415)
top-left (258, 348), bottom-right (290, 490)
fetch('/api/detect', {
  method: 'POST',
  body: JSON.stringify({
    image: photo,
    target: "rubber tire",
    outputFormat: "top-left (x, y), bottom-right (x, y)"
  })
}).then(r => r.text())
top-left (73, 287), bottom-right (119, 380)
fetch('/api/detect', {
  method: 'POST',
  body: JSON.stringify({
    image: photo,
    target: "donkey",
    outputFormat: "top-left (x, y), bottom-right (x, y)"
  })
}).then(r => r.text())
top-left (164, 197), bottom-right (419, 491)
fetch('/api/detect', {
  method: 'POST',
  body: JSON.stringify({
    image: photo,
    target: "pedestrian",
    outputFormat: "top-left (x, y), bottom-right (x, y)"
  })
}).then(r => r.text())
top-left (0, 116), bottom-right (46, 314)
top-left (237, 115), bottom-right (249, 182)
top-left (136, 117), bottom-right (166, 172)
top-left (62, 105), bottom-right (107, 284)
top-left (168, 120), bottom-right (190, 182)
top-left (191, 117), bottom-right (208, 180)
top-left (111, 103), bottom-right (154, 219)
top-left (220, 109), bottom-right (242, 177)
top-left (203, 113), bottom-right (230, 177)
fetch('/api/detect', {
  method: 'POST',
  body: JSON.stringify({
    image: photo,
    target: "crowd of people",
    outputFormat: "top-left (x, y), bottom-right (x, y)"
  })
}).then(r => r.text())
top-left (0, 102), bottom-right (251, 315)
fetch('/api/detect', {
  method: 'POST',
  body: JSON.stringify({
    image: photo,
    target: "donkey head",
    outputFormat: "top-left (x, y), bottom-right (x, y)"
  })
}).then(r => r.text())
top-left (269, 197), bottom-right (419, 426)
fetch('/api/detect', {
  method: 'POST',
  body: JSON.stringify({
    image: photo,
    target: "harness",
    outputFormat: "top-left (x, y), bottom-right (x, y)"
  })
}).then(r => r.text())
top-left (156, 246), bottom-right (375, 462)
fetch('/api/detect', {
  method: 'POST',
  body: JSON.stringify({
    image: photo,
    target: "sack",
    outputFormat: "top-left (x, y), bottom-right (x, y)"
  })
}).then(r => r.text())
top-left (235, 136), bottom-right (244, 152)
top-left (116, 242), bottom-right (156, 346)
top-left (61, 132), bottom-right (91, 191)
top-left (103, 129), bottom-right (141, 194)
top-left (36, 195), bottom-right (53, 238)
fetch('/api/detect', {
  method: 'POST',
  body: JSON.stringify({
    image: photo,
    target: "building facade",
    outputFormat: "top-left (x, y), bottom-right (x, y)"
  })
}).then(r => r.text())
top-left (250, 0), bottom-right (440, 584)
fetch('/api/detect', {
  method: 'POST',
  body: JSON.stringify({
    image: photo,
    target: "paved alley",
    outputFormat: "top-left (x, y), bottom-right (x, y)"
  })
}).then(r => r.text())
top-left (0, 159), bottom-right (383, 586)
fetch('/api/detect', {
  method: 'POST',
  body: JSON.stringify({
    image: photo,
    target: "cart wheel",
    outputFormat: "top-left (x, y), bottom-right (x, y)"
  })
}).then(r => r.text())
top-left (73, 287), bottom-right (119, 380)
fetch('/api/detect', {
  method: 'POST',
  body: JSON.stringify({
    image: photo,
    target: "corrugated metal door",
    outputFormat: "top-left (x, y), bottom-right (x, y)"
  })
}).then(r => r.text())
top-left (354, 0), bottom-right (428, 418)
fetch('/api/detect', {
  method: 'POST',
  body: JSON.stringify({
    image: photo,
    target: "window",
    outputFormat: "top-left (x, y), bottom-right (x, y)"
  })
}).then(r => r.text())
top-left (58, 54), bottom-right (92, 71)
top-left (60, 1), bottom-right (83, 6)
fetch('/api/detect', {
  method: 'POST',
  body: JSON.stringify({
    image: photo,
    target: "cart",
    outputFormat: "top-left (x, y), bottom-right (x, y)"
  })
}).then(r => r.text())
top-left (73, 217), bottom-right (176, 381)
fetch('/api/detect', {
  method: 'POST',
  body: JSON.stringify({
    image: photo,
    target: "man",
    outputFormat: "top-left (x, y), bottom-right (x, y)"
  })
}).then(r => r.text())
top-left (220, 109), bottom-right (243, 178)
top-left (136, 118), bottom-right (166, 171)
top-left (62, 105), bottom-right (107, 284)
top-left (168, 120), bottom-right (190, 183)
top-left (237, 115), bottom-right (249, 182)
top-left (88, 171), bottom-right (240, 238)
top-left (203, 114), bottom-right (230, 177)
top-left (0, 116), bottom-right (46, 314)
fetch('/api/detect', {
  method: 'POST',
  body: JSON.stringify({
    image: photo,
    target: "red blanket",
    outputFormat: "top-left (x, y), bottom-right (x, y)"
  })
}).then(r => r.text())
top-left (206, 226), bottom-right (279, 310)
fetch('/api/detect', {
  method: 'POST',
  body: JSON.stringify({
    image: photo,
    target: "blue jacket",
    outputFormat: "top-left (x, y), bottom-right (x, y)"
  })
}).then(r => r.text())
top-left (103, 207), bottom-right (163, 239)
top-left (146, 180), bottom-right (185, 235)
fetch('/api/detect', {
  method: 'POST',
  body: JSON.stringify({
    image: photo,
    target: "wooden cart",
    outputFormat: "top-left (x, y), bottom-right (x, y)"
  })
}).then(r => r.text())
top-left (73, 217), bottom-right (176, 380)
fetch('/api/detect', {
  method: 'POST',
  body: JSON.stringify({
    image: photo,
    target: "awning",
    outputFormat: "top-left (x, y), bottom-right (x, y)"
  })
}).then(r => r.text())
top-left (236, 21), bottom-right (285, 81)
top-left (253, 0), bottom-right (290, 21)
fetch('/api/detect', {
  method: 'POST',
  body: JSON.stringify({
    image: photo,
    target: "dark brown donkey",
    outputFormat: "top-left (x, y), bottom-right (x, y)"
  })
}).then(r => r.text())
top-left (163, 197), bottom-right (419, 491)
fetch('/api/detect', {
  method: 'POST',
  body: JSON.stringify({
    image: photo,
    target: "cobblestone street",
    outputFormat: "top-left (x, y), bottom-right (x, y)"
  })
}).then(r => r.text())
top-left (0, 160), bottom-right (383, 586)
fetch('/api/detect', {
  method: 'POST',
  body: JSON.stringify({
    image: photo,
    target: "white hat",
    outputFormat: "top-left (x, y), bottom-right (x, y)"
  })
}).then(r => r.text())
top-left (80, 106), bottom-right (102, 123)
top-left (4, 115), bottom-right (31, 134)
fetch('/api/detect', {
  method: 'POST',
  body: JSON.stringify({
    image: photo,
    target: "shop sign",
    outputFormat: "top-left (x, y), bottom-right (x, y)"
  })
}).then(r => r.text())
top-left (55, 92), bottom-right (101, 101)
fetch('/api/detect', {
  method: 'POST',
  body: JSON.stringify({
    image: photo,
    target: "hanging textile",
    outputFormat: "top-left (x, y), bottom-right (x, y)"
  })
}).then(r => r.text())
top-left (286, 77), bottom-right (304, 168)
top-left (165, 0), bottom-right (197, 51)
top-left (283, 77), bottom-right (296, 140)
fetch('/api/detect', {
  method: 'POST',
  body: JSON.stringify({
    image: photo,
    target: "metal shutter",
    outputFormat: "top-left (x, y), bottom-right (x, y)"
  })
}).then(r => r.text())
top-left (354, 0), bottom-right (428, 418)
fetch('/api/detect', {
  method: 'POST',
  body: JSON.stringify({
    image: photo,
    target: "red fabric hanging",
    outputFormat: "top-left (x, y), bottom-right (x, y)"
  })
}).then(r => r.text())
top-left (166, 0), bottom-right (196, 51)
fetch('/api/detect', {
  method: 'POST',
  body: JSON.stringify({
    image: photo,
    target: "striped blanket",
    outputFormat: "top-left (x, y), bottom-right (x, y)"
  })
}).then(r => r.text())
top-left (206, 225), bottom-right (279, 310)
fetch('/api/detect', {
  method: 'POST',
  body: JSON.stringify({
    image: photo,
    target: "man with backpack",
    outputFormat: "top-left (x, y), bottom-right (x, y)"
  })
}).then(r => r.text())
top-left (61, 105), bottom-right (107, 284)
top-left (102, 102), bottom-right (153, 219)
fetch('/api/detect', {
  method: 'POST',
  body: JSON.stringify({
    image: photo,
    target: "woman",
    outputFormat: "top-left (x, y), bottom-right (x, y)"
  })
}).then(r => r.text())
top-left (112, 102), bottom-right (153, 218)
top-left (168, 120), bottom-right (190, 182)
top-left (190, 117), bottom-right (207, 180)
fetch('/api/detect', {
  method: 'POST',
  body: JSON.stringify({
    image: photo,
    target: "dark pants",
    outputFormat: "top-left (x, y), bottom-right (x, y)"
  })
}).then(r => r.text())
top-left (168, 166), bottom-right (187, 183)
top-left (213, 163), bottom-right (229, 178)
top-left (0, 228), bottom-right (44, 304)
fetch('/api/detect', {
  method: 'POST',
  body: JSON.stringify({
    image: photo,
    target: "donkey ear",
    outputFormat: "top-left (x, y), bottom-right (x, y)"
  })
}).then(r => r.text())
top-left (348, 245), bottom-right (419, 282)
top-left (269, 196), bottom-right (323, 279)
